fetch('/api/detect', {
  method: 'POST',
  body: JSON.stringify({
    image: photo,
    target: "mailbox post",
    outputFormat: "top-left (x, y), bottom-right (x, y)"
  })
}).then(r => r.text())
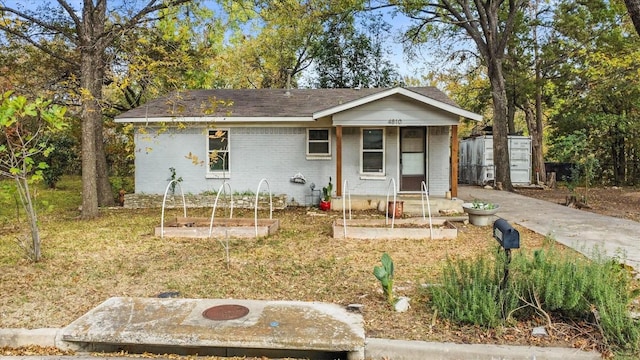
top-left (493, 219), bottom-right (520, 289)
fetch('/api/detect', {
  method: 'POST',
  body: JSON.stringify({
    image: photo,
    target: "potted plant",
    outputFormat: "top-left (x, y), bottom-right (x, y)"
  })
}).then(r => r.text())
top-left (319, 177), bottom-right (332, 211)
top-left (462, 199), bottom-right (500, 226)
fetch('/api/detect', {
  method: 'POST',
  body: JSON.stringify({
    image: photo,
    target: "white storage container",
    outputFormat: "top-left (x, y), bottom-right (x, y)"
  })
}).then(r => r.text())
top-left (459, 135), bottom-right (531, 186)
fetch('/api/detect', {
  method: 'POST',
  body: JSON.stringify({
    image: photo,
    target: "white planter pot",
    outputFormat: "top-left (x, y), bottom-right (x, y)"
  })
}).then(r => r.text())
top-left (462, 203), bottom-right (500, 226)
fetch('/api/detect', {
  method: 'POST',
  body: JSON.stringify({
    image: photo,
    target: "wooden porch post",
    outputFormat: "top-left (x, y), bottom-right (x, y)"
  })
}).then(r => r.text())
top-left (336, 125), bottom-right (342, 196)
top-left (451, 125), bottom-right (459, 198)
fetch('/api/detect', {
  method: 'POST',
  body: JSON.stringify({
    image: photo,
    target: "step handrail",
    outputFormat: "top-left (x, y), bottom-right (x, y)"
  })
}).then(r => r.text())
top-left (421, 181), bottom-right (434, 240)
top-left (341, 180), bottom-right (352, 238)
top-left (385, 178), bottom-right (397, 228)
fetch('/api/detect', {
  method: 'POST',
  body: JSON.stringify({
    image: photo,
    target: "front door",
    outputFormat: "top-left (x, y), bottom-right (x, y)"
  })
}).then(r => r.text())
top-left (400, 127), bottom-right (426, 191)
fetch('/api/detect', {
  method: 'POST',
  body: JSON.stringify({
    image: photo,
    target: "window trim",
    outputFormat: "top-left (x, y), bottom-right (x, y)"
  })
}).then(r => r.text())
top-left (360, 128), bottom-right (385, 175)
top-left (206, 128), bottom-right (230, 179)
top-left (306, 128), bottom-right (331, 159)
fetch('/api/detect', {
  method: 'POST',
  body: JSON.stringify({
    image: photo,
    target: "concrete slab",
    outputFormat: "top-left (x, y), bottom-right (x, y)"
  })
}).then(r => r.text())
top-left (0, 328), bottom-right (61, 348)
top-left (332, 218), bottom-right (458, 240)
top-left (458, 185), bottom-right (640, 271)
top-left (61, 297), bottom-right (364, 360)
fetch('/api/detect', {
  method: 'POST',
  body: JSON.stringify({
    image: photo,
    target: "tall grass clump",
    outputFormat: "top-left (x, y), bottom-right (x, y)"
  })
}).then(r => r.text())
top-left (428, 243), bottom-right (640, 353)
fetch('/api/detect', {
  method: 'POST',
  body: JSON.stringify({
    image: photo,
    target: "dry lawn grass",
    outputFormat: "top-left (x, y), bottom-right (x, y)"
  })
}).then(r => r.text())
top-left (1, 199), bottom-right (601, 352)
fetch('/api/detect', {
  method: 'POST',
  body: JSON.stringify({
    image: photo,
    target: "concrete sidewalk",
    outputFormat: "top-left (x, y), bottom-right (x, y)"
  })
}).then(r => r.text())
top-left (458, 185), bottom-right (640, 271)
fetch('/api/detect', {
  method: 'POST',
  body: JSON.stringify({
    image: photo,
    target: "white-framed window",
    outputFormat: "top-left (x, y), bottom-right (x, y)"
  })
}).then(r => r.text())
top-left (306, 128), bottom-right (331, 158)
top-left (361, 128), bottom-right (385, 174)
top-left (207, 129), bottom-right (229, 178)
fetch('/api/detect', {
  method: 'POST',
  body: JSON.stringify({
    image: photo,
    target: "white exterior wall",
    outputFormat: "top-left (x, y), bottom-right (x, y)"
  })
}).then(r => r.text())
top-left (134, 127), bottom-right (208, 195)
top-left (339, 127), bottom-right (400, 197)
top-left (134, 126), bottom-right (337, 204)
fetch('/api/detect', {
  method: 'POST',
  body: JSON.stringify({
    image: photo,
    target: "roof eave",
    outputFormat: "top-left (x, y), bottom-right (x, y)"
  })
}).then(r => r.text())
top-left (114, 116), bottom-right (315, 123)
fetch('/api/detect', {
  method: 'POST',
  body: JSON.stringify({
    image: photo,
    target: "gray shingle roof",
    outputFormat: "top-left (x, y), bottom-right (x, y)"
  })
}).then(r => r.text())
top-left (115, 87), bottom-right (460, 119)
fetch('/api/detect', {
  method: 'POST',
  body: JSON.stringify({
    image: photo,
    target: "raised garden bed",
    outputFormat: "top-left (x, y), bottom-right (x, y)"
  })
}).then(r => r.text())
top-left (156, 217), bottom-right (279, 238)
top-left (332, 217), bottom-right (460, 240)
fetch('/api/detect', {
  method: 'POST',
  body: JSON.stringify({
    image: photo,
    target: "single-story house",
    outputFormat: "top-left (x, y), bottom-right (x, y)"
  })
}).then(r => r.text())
top-left (115, 87), bottom-right (482, 205)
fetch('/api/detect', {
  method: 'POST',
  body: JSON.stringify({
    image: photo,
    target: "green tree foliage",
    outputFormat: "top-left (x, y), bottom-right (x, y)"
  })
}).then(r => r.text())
top-left (310, 12), bottom-right (402, 88)
top-left (0, 91), bottom-right (68, 261)
top-left (545, 0), bottom-right (640, 185)
top-left (547, 130), bottom-right (600, 192)
top-left (0, 0), bottom-right (193, 218)
top-left (107, 3), bottom-right (224, 110)
top-left (33, 131), bottom-right (79, 189)
top-left (215, 0), bottom-right (367, 89)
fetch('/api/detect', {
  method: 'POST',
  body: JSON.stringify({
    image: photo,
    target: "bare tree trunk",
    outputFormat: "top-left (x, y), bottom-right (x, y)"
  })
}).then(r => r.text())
top-left (507, 91), bottom-right (516, 135)
top-left (488, 59), bottom-right (514, 191)
top-left (80, 67), bottom-right (99, 218)
top-left (523, 99), bottom-right (546, 184)
top-left (610, 125), bottom-right (626, 185)
top-left (79, 0), bottom-right (107, 218)
top-left (624, 0), bottom-right (640, 36)
top-left (533, 11), bottom-right (546, 185)
top-left (15, 177), bottom-right (41, 261)
top-left (96, 119), bottom-right (115, 206)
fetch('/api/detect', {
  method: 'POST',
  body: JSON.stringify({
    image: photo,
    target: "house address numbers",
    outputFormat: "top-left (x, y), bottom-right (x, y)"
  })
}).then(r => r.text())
top-left (388, 118), bottom-right (402, 125)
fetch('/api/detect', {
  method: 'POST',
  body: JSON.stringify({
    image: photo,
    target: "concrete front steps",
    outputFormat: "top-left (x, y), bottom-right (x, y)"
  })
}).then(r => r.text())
top-left (329, 195), bottom-right (464, 217)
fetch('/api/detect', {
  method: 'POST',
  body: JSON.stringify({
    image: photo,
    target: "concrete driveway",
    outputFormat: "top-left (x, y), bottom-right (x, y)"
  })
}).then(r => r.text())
top-left (458, 185), bottom-right (640, 272)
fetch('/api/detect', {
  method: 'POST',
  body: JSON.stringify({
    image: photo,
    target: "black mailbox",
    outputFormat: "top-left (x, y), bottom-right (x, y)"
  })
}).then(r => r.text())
top-left (493, 219), bottom-right (520, 249)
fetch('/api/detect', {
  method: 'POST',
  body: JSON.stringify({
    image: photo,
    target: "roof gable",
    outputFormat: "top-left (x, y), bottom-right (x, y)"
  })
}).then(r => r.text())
top-left (313, 87), bottom-right (482, 121)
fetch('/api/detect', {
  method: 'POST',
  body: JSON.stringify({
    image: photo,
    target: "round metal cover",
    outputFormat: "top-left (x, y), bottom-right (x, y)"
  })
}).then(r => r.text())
top-left (202, 304), bottom-right (249, 320)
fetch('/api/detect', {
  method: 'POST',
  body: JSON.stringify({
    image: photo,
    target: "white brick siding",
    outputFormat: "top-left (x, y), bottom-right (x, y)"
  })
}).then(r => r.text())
top-left (133, 124), bottom-right (452, 202)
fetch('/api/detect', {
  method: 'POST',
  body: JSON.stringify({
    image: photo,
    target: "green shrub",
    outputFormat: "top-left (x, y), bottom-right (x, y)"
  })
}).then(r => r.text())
top-left (33, 131), bottom-right (79, 189)
top-left (585, 257), bottom-right (640, 350)
top-left (109, 176), bottom-right (134, 196)
top-left (428, 244), bottom-right (640, 352)
top-left (429, 249), bottom-right (518, 328)
top-left (512, 248), bottom-right (591, 316)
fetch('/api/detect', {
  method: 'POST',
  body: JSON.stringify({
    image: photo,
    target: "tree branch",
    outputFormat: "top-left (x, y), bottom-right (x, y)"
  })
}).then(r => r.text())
top-left (103, 0), bottom-right (193, 45)
top-left (56, 0), bottom-right (82, 31)
top-left (0, 24), bottom-right (79, 67)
